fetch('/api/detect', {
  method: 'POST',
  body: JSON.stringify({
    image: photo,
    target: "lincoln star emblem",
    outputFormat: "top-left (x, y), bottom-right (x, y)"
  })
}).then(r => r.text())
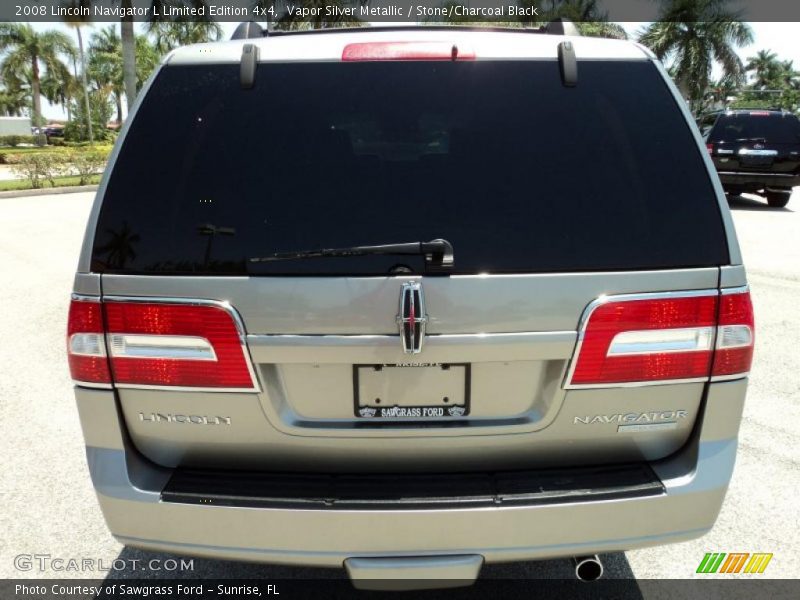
top-left (397, 281), bottom-right (427, 354)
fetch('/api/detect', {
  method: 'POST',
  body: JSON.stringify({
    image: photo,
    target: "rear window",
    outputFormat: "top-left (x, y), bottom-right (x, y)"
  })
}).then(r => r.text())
top-left (709, 113), bottom-right (800, 144)
top-left (92, 59), bottom-right (728, 275)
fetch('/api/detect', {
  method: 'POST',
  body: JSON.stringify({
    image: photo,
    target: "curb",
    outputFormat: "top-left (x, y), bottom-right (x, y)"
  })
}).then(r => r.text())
top-left (0, 184), bottom-right (98, 199)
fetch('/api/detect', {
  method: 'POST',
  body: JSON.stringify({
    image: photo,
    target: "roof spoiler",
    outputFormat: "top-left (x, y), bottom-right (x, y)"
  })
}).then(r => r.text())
top-left (231, 21), bottom-right (265, 40)
top-left (544, 18), bottom-right (580, 37)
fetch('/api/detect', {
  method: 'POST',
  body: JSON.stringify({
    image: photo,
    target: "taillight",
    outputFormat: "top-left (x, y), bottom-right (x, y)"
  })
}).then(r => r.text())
top-left (67, 297), bottom-right (258, 392)
top-left (712, 288), bottom-right (755, 379)
top-left (342, 42), bottom-right (475, 62)
top-left (67, 298), bottom-right (111, 386)
top-left (706, 143), bottom-right (714, 155)
top-left (567, 292), bottom-right (719, 387)
top-left (565, 288), bottom-right (756, 388)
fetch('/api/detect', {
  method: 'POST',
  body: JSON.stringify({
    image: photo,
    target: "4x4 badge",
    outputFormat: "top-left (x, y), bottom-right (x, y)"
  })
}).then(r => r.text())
top-left (397, 281), bottom-right (427, 354)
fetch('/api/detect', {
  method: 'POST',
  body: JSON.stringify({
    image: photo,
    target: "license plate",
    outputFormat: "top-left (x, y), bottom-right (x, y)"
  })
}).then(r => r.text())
top-left (354, 363), bottom-right (470, 419)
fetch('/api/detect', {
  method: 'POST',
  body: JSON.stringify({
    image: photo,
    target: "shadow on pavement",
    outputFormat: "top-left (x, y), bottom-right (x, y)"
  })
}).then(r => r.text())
top-left (104, 546), bottom-right (643, 598)
top-left (727, 193), bottom-right (794, 212)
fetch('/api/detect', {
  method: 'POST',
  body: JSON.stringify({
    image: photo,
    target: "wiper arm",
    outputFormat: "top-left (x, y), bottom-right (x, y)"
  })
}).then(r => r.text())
top-left (249, 238), bottom-right (454, 268)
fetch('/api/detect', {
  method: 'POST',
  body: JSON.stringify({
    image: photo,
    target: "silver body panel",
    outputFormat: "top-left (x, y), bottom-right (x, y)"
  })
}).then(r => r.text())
top-left (72, 28), bottom-right (749, 579)
top-left (76, 379), bottom-right (747, 566)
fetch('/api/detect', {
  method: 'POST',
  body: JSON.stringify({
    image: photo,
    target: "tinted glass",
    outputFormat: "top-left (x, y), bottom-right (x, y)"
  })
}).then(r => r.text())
top-left (93, 60), bottom-right (728, 275)
top-left (709, 113), bottom-right (800, 144)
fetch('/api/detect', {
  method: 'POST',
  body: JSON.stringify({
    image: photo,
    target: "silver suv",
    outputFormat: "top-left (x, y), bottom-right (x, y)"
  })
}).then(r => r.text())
top-left (69, 24), bottom-right (754, 588)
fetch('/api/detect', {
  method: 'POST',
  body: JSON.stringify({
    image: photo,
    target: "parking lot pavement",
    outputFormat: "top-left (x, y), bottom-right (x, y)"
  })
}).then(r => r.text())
top-left (0, 189), bottom-right (798, 586)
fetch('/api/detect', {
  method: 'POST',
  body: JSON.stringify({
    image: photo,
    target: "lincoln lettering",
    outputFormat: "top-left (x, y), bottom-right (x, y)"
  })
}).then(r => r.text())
top-left (138, 413), bottom-right (231, 425)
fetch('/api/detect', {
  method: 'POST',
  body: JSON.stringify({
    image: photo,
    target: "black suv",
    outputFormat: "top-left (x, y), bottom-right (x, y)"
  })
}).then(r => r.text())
top-left (698, 109), bottom-right (800, 208)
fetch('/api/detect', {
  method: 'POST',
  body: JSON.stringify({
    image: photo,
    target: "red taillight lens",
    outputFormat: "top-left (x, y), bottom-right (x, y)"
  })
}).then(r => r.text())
top-left (67, 299), bottom-right (111, 385)
top-left (706, 143), bottom-right (714, 155)
top-left (568, 293), bottom-right (719, 387)
top-left (567, 289), bottom-right (756, 387)
top-left (103, 301), bottom-right (256, 390)
top-left (712, 289), bottom-right (755, 378)
top-left (342, 42), bottom-right (475, 62)
top-left (67, 298), bottom-right (257, 391)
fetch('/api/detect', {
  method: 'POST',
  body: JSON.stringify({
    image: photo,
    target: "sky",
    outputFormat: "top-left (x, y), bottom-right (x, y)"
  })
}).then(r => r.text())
top-left (15, 21), bottom-right (800, 121)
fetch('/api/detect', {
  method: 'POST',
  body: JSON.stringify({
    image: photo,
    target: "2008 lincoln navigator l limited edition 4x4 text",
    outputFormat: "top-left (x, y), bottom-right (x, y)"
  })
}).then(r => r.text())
top-left (68, 24), bottom-right (754, 588)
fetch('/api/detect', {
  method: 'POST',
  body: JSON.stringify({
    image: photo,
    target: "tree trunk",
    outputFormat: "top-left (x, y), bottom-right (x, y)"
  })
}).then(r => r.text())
top-left (76, 27), bottom-right (94, 145)
top-left (120, 5), bottom-right (137, 115)
top-left (31, 54), bottom-right (42, 128)
top-left (116, 94), bottom-right (123, 125)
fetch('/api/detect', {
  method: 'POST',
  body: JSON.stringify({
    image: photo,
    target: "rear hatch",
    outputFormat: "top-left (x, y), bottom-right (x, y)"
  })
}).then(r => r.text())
top-left (80, 41), bottom-right (735, 472)
top-left (708, 111), bottom-right (800, 173)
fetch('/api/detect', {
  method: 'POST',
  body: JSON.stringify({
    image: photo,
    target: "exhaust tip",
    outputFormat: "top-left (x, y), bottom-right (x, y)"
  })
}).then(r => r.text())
top-left (573, 555), bottom-right (603, 581)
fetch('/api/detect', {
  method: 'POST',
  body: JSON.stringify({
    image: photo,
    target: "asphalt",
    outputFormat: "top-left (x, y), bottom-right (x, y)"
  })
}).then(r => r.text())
top-left (0, 190), bottom-right (797, 592)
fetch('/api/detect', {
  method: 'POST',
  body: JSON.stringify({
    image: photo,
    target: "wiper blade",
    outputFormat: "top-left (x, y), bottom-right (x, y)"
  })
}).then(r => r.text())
top-left (249, 238), bottom-right (454, 267)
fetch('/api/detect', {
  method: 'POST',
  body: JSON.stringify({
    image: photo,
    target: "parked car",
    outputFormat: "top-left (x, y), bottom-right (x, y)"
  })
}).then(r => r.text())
top-left (68, 23), bottom-right (754, 589)
top-left (43, 125), bottom-right (65, 138)
top-left (698, 108), bottom-right (800, 208)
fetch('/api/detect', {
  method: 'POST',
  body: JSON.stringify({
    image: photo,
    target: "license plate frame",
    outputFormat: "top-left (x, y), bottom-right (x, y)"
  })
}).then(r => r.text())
top-left (353, 363), bottom-right (471, 419)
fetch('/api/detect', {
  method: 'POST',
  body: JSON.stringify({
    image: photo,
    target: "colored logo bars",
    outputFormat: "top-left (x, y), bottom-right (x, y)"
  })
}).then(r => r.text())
top-left (696, 552), bottom-right (773, 574)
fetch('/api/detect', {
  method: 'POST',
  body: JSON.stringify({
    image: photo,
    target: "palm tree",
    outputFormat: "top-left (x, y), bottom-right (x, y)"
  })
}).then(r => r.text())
top-left (41, 62), bottom-right (77, 119)
top-left (88, 26), bottom-right (125, 124)
top-left (61, 19), bottom-right (95, 143)
top-left (575, 21), bottom-right (627, 40)
top-left (121, 1), bottom-right (137, 112)
top-left (0, 85), bottom-right (30, 117)
top-left (745, 50), bottom-right (780, 90)
top-left (512, 0), bottom-right (627, 38)
top-left (88, 28), bottom-right (161, 124)
top-left (147, 20), bottom-right (223, 54)
top-left (268, 0), bottom-right (368, 29)
top-left (95, 222), bottom-right (140, 269)
top-left (638, 0), bottom-right (753, 112)
top-left (134, 35), bottom-right (161, 89)
top-left (776, 60), bottom-right (800, 91)
top-left (0, 24), bottom-right (76, 128)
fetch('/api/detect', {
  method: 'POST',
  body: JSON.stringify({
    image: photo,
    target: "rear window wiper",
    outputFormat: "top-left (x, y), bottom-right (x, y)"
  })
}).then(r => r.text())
top-left (249, 239), bottom-right (454, 268)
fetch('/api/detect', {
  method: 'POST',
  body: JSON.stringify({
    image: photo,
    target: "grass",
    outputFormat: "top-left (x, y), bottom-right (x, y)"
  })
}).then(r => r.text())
top-left (0, 173), bottom-right (102, 192)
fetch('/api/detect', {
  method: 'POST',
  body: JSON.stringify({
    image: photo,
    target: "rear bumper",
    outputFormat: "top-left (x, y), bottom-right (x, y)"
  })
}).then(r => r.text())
top-left (717, 171), bottom-right (800, 190)
top-left (75, 379), bottom-right (746, 568)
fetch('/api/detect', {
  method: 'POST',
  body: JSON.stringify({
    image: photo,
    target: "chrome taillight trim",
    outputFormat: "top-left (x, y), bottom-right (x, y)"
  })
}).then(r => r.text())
top-left (563, 288), bottom-right (720, 390)
top-left (100, 295), bottom-right (261, 393)
top-left (71, 293), bottom-right (101, 302)
top-left (720, 285), bottom-right (750, 296)
top-left (73, 381), bottom-right (114, 390)
top-left (607, 326), bottom-right (714, 356)
top-left (710, 372), bottom-right (750, 383)
top-left (108, 334), bottom-right (217, 361)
